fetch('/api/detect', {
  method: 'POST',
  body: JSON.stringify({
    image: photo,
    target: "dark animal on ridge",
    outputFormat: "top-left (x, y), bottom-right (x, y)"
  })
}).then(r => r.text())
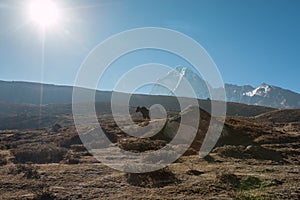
top-left (136, 106), bottom-right (150, 120)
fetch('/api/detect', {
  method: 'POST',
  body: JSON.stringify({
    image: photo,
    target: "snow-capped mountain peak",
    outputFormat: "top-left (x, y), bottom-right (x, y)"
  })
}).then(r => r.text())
top-left (150, 66), bottom-right (211, 98)
top-left (244, 83), bottom-right (271, 97)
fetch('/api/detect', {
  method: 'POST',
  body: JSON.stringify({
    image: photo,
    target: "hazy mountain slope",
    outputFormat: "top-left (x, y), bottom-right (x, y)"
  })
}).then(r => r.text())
top-left (0, 80), bottom-right (112, 105)
top-left (2, 79), bottom-right (299, 109)
top-left (0, 80), bottom-right (276, 125)
top-left (0, 80), bottom-right (73, 104)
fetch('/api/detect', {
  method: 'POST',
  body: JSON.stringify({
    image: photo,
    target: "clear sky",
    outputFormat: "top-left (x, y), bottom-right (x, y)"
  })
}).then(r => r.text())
top-left (0, 0), bottom-right (299, 93)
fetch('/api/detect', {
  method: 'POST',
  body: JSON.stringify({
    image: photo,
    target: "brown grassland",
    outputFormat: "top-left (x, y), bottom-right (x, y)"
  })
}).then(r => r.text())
top-left (0, 107), bottom-right (299, 199)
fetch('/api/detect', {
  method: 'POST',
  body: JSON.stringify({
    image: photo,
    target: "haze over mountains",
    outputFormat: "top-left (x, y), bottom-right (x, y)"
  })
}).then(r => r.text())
top-left (0, 72), bottom-right (300, 109)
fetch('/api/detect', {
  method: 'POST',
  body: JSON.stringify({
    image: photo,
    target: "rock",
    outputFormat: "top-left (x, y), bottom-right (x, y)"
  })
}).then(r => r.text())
top-left (52, 123), bottom-right (62, 132)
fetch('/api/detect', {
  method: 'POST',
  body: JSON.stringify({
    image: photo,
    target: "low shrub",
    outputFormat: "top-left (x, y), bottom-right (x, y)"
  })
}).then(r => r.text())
top-left (233, 191), bottom-right (269, 200)
top-left (0, 154), bottom-right (7, 165)
top-left (201, 154), bottom-right (215, 162)
top-left (217, 172), bottom-right (264, 191)
top-left (63, 152), bottom-right (80, 164)
top-left (186, 169), bottom-right (203, 176)
top-left (67, 158), bottom-right (80, 164)
top-left (214, 145), bottom-right (284, 162)
top-left (214, 145), bottom-right (247, 159)
top-left (33, 184), bottom-right (56, 200)
top-left (126, 167), bottom-right (178, 187)
top-left (12, 143), bottom-right (67, 164)
top-left (58, 132), bottom-right (82, 148)
top-left (217, 172), bottom-right (240, 189)
top-left (118, 137), bottom-right (166, 153)
top-left (8, 164), bottom-right (40, 179)
top-left (0, 144), bottom-right (5, 150)
top-left (70, 144), bottom-right (87, 152)
top-left (5, 142), bottom-right (18, 149)
top-left (238, 176), bottom-right (262, 191)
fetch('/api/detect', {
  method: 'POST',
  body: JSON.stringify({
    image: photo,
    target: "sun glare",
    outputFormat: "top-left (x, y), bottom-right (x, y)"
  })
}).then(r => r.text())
top-left (29, 0), bottom-right (61, 29)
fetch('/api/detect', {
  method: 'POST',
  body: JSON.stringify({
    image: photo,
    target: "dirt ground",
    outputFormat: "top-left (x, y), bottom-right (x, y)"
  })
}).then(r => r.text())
top-left (0, 109), bottom-right (299, 199)
top-left (0, 155), bottom-right (299, 200)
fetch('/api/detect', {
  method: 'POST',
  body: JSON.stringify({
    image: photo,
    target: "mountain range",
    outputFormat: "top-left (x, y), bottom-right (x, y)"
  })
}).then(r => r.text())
top-left (0, 69), bottom-right (299, 110)
top-left (150, 66), bottom-right (300, 108)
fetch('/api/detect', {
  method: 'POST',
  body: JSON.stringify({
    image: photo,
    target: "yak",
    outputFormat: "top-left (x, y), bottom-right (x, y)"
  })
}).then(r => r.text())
top-left (136, 106), bottom-right (150, 120)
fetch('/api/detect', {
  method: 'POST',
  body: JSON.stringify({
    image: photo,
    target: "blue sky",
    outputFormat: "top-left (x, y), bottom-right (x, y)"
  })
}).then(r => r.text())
top-left (0, 0), bottom-right (299, 93)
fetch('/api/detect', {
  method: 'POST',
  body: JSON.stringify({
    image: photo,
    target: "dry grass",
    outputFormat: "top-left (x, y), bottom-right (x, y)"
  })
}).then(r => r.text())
top-left (126, 167), bottom-right (178, 187)
top-left (0, 108), bottom-right (299, 199)
top-left (0, 154), bottom-right (7, 166)
top-left (0, 155), bottom-right (299, 199)
top-left (117, 137), bottom-right (166, 152)
top-left (12, 144), bottom-right (67, 164)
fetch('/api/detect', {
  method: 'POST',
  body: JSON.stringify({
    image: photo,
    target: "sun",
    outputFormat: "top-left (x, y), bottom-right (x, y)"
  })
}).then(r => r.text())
top-left (28, 0), bottom-right (61, 29)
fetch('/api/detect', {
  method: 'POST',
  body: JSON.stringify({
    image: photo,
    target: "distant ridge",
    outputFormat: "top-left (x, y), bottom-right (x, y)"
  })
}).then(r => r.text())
top-left (0, 80), bottom-right (275, 119)
top-left (0, 80), bottom-right (111, 105)
top-left (2, 79), bottom-right (299, 109)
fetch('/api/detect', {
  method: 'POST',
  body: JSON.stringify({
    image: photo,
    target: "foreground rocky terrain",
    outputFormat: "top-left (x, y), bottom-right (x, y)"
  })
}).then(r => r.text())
top-left (0, 105), bottom-right (299, 199)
